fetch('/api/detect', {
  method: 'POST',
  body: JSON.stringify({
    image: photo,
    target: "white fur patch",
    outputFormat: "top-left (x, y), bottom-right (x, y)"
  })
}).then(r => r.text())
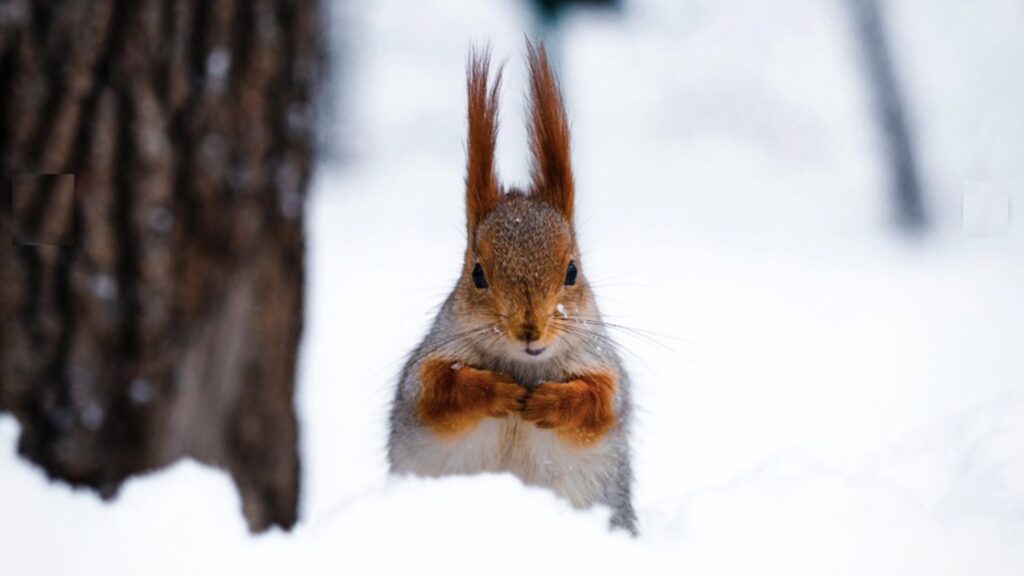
top-left (393, 416), bottom-right (616, 509)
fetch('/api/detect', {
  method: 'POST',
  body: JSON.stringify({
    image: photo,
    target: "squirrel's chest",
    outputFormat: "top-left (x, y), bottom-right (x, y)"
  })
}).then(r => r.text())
top-left (416, 416), bottom-right (612, 508)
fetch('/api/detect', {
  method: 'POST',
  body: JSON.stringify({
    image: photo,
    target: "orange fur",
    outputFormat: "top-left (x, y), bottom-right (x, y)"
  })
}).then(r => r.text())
top-left (521, 371), bottom-right (617, 448)
top-left (470, 195), bottom-right (576, 349)
top-left (527, 41), bottom-right (574, 222)
top-left (465, 48), bottom-right (504, 233)
top-left (416, 358), bottom-right (526, 440)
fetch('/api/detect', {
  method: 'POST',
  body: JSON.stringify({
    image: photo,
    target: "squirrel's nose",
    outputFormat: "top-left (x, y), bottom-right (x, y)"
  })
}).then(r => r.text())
top-left (517, 323), bottom-right (539, 343)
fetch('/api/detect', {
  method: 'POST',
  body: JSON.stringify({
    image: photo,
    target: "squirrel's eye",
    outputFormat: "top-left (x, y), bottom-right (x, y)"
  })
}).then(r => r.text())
top-left (472, 263), bottom-right (489, 289)
top-left (564, 260), bottom-right (578, 286)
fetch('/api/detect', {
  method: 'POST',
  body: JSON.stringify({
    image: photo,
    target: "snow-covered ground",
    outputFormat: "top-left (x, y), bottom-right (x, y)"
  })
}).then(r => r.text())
top-left (2, 1), bottom-right (1022, 574)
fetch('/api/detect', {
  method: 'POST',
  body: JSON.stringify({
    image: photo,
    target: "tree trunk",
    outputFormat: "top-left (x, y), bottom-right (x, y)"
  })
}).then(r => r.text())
top-left (0, 0), bottom-right (319, 532)
top-left (847, 0), bottom-right (927, 233)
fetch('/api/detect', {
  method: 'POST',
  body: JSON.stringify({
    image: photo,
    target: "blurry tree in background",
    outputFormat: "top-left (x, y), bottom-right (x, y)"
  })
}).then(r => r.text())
top-left (529, 0), bottom-right (621, 23)
top-left (0, 0), bottom-right (320, 532)
top-left (531, 0), bottom-right (928, 235)
top-left (527, 0), bottom-right (621, 64)
top-left (848, 0), bottom-right (927, 233)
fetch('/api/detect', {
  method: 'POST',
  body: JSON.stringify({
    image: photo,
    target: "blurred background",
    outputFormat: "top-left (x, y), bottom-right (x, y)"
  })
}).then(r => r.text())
top-left (3, 0), bottom-right (1023, 574)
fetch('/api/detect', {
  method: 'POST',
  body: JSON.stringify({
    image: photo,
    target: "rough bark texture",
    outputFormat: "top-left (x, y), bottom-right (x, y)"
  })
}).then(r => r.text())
top-left (0, 0), bottom-right (319, 532)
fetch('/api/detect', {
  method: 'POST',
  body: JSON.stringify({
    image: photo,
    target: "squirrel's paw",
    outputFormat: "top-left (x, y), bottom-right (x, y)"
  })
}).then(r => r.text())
top-left (520, 383), bottom-right (572, 429)
top-left (484, 373), bottom-right (528, 417)
top-left (521, 377), bottom-right (616, 447)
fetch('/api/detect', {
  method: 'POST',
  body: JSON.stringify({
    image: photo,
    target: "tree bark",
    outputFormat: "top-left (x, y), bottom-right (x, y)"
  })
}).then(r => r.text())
top-left (0, 0), bottom-right (319, 532)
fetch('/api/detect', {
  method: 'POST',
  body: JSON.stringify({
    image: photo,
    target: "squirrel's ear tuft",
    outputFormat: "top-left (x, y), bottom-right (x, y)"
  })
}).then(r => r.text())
top-left (526, 40), bottom-right (574, 223)
top-left (466, 47), bottom-right (503, 234)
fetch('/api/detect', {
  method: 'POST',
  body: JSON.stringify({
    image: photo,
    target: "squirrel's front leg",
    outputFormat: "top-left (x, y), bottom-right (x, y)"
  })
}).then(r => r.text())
top-left (415, 358), bottom-right (526, 440)
top-left (520, 372), bottom-right (617, 448)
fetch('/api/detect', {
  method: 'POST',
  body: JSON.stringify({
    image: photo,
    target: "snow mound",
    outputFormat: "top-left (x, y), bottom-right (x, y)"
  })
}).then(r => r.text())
top-left (4, 395), bottom-right (1023, 575)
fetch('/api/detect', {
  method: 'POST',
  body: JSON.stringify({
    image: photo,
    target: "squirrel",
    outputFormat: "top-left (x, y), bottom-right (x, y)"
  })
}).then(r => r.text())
top-left (386, 41), bottom-right (637, 535)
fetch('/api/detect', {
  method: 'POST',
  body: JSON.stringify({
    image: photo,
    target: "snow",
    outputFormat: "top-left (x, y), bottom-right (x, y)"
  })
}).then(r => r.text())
top-left (2, 0), bottom-right (1023, 574)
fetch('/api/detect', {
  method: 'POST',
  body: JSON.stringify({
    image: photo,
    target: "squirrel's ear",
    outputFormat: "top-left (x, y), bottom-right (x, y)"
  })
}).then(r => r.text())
top-left (526, 40), bottom-right (574, 223)
top-left (466, 48), bottom-right (503, 233)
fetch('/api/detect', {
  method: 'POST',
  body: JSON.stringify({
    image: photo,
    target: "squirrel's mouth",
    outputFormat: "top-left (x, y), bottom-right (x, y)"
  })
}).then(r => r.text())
top-left (524, 346), bottom-right (547, 357)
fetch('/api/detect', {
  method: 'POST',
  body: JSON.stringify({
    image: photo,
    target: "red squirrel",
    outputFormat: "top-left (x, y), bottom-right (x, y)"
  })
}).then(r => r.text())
top-left (387, 42), bottom-right (636, 534)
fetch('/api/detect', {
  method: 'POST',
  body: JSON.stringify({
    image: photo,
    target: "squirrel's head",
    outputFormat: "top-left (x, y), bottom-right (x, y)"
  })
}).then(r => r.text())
top-left (454, 42), bottom-right (593, 363)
